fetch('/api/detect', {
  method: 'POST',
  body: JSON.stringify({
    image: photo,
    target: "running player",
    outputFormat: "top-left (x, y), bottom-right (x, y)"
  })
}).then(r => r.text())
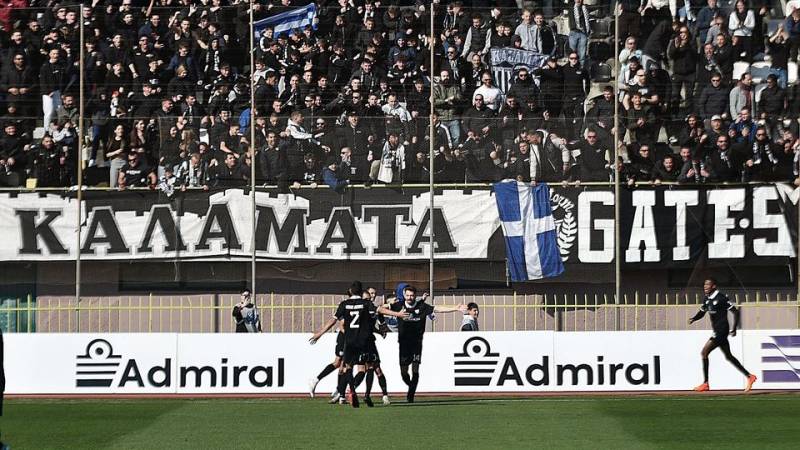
top-left (362, 287), bottom-right (391, 406)
top-left (390, 285), bottom-right (466, 403)
top-left (310, 281), bottom-right (407, 408)
top-left (689, 278), bottom-right (757, 392)
top-left (307, 319), bottom-right (345, 401)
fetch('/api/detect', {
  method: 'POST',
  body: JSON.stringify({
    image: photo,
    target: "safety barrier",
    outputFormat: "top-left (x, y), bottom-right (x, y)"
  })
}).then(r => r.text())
top-left (2, 292), bottom-right (797, 333)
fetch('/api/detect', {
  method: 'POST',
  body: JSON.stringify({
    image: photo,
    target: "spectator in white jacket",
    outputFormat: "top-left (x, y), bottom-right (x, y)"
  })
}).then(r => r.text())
top-left (728, 0), bottom-right (756, 59)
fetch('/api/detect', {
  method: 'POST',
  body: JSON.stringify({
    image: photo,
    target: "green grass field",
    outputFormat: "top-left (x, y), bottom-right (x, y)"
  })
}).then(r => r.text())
top-left (2, 394), bottom-right (798, 449)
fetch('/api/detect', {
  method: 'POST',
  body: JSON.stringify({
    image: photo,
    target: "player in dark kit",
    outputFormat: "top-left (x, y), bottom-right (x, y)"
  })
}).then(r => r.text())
top-left (307, 320), bottom-right (345, 402)
top-left (689, 278), bottom-right (757, 392)
top-left (390, 285), bottom-right (466, 403)
top-left (361, 287), bottom-right (391, 406)
top-left (310, 281), bottom-right (407, 407)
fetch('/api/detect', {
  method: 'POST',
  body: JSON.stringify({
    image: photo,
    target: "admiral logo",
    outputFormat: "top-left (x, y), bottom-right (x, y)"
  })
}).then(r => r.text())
top-left (76, 339), bottom-right (121, 387)
top-left (453, 337), bottom-right (500, 386)
top-left (453, 337), bottom-right (661, 387)
top-left (75, 339), bottom-right (284, 389)
top-left (761, 335), bottom-right (800, 383)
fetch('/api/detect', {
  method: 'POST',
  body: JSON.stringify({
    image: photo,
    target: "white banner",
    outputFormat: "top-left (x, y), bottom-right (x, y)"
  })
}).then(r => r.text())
top-left (0, 189), bottom-right (499, 261)
top-left (5, 330), bottom-right (797, 394)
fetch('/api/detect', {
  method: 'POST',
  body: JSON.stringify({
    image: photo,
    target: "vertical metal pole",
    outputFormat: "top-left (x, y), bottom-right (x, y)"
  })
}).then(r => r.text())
top-left (76, 4), bottom-right (85, 313)
top-left (250, 0), bottom-right (257, 299)
top-left (613, 2), bottom-right (621, 329)
top-left (428, 6), bottom-right (435, 297)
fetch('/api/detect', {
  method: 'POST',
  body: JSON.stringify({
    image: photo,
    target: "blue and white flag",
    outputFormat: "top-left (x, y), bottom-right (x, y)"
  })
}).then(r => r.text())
top-left (254, 4), bottom-right (317, 40)
top-left (494, 181), bottom-right (564, 281)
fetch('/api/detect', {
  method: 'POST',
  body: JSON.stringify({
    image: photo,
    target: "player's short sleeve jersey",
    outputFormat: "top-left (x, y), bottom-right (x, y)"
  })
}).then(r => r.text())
top-left (335, 296), bottom-right (377, 346)
top-left (701, 291), bottom-right (734, 332)
top-left (391, 300), bottom-right (435, 340)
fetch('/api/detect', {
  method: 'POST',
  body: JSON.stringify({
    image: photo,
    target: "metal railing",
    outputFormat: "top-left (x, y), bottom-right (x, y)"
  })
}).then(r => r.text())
top-left (2, 292), bottom-right (797, 333)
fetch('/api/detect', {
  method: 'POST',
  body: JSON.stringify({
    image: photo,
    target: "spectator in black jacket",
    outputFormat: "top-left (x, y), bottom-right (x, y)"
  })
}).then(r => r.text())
top-left (0, 124), bottom-right (27, 186)
top-left (758, 75), bottom-right (787, 128)
top-left (259, 131), bottom-right (288, 189)
top-left (561, 52), bottom-right (590, 140)
top-left (695, 43), bottom-right (719, 95)
top-left (667, 25), bottom-right (697, 110)
top-left (291, 152), bottom-right (322, 188)
top-left (533, 56), bottom-right (564, 118)
top-left (707, 135), bottom-right (742, 182)
top-left (40, 48), bottom-right (68, 130)
top-left (626, 143), bottom-right (655, 182)
top-left (712, 33), bottom-right (734, 81)
top-left (461, 95), bottom-right (494, 141)
top-left (505, 68), bottom-right (538, 106)
top-left (744, 127), bottom-right (783, 181)
top-left (697, 74), bottom-right (729, 121)
top-left (1, 53), bottom-right (36, 118)
top-left (575, 130), bottom-right (610, 182)
top-left (653, 154), bottom-right (681, 183)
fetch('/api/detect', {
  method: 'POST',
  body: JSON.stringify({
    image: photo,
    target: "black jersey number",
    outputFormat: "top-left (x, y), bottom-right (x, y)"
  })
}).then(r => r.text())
top-left (349, 311), bottom-right (361, 328)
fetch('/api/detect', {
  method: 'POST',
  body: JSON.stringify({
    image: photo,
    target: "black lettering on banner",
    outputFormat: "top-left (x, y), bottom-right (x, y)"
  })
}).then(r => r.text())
top-left (138, 205), bottom-right (187, 253)
top-left (407, 208), bottom-right (458, 254)
top-left (609, 363), bottom-right (624, 384)
top-left (625, 363), bottom-right (649, 385)
top-left (249, 366), bottom-right (273, 387)
top-left (316, 208), bottom-right (366, 254)
top-left (525, 356), bottom-right (549, 386)
top-left (180, 366), bottom-right (217, 387)
top-left (81, 207), bottom-right (129, 255)
top-left (194, 204), bottom-right (242, 251)
top-left (118, 360), bottom-right (145, 387)
top-left (362, 206), bottom-right (410, 254)
top-left (496, 358), bottom-right (523, 386)
top-left (556, 363), bottom-right (593, 386)
top-left (148, 360), bottom-right (171, 387)
top-left (254, 206), bottom-right (308, 253)
top-left (233, 366), bottom-right (248, 387)
top-left (16, 209), bottom-right (68, 255)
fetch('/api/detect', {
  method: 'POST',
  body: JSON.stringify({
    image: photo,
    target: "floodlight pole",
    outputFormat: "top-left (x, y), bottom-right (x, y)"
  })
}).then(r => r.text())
top-left (613, 2), bottom-right (621, 328)
top-left (76, 3), bottom-right (85, 324)
top-left (250, 0), bottom-right (257, 301)
top-left (428, 5), bottom-right (435, 298)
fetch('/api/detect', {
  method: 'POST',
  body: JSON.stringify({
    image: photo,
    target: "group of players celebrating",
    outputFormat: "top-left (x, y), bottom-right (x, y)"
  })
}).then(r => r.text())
top-left (308, 281), bottom-right (465, 407)
top-left (308, 277), bottom-right (757, 406)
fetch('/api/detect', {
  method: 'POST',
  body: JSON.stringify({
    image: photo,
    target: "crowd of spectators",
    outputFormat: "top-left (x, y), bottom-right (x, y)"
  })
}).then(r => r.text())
top-left (1, 0), bottom-right (800, 191)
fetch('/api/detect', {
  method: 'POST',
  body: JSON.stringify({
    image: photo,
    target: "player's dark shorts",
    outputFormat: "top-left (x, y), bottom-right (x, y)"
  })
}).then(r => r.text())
top-left (335, 332), bottom-right (345, 357)
top-left (343, 344), bottom-right (369, 366)
top-left (399, 338), bottom-right (423, 365)
top-left (362, 339), bottom-right (380, 364)
top-left (710, 329), bottom-right (729, 345)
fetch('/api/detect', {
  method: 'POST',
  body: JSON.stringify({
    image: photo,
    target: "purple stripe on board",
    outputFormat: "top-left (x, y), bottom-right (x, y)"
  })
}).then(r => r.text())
top-left (762, 356), bottom-right (800, 363)
top-left (770, 336), bottom-right (800, 348)
top-left (762, 370), bottom-right (800, 383)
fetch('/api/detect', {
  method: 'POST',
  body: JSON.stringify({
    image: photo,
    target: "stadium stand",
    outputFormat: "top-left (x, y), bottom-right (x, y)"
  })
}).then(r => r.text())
top-left (0, 0), bottom-right (797, 189)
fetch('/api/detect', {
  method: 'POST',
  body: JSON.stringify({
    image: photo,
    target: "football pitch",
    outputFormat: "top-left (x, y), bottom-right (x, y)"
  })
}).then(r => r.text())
top-left (2, 394), bottom-right (798, 449)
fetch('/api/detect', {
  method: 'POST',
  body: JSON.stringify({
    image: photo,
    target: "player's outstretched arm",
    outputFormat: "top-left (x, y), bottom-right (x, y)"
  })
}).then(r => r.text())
top-left (309, 317), bottom-right (337, 344)
top-left (688, 309), bottom-right (705, 325)
top-left (377, 306), bottom-right (409, 320)
top-left (433, 304), bottom-right (468, 314)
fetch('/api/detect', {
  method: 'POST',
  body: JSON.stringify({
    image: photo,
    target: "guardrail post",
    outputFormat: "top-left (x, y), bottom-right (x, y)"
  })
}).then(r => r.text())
top-left (26, 294), bottom-right (32, 333)
top-left (148, 293), bottom-right (153, 333)
top-left (213, 293), bottom-right (220, 333)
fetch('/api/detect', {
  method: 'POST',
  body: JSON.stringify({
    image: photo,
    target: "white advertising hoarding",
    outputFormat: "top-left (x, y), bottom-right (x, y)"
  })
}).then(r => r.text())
top-left (4, 331), bottom-right (794, 394)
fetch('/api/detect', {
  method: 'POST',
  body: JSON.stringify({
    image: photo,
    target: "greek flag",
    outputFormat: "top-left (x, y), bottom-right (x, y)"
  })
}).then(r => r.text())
top-left (494, 181), bottom-right (564, 281)
top-left (254, 4), bottom-right (317, 40)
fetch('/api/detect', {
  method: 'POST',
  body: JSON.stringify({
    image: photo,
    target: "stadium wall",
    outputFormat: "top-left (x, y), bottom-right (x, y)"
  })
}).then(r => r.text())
top-left (6, 331), bottom-right (798, 395)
